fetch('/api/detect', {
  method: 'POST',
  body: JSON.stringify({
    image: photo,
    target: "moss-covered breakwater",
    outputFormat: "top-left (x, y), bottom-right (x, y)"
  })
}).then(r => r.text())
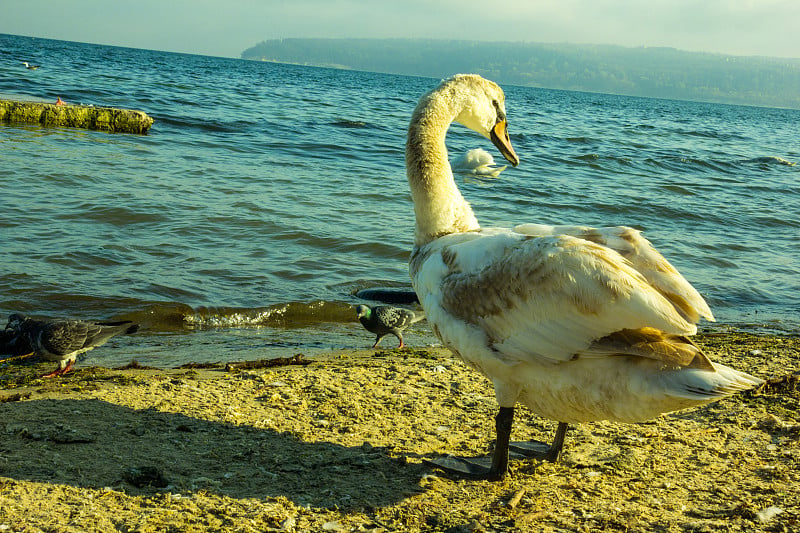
top-left (0, 99), bottom-right (153, 134)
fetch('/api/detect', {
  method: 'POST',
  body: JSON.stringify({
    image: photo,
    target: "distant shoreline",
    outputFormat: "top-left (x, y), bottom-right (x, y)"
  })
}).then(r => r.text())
top-left (242, 38), bottom-right (800, 110)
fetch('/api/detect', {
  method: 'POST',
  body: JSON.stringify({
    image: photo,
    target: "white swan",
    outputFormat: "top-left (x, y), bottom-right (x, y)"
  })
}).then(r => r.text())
top-left (451, 148), bottom-right (507, 177)
top-left (406, 74), bottom-right (762, 480)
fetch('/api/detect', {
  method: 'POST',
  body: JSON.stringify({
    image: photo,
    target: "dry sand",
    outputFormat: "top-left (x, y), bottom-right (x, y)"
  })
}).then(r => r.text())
top-left (0, 331), bottom-right (798, 532)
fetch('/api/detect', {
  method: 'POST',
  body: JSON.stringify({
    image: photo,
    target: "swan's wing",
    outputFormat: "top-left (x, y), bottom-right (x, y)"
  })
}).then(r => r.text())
top-left (467, 148), bottom-right (495, 166)
top-left (413, 230), bottom-right (706, 366)
top-left (578, 326), bottom-right (714, 370)
top-left (513, 223), bottom-right (714, 323)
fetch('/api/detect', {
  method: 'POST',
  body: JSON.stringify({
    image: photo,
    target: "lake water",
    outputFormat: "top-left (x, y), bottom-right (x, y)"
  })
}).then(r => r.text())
top-left (1, 33), bottom-right (798, 368)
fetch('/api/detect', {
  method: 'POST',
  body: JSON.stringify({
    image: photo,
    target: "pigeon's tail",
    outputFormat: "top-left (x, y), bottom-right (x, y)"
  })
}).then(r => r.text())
top-left (97, 321), bottom-right (139, 335)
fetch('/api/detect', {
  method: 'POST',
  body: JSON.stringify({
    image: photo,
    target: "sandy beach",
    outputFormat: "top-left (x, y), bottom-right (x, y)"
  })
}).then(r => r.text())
top-left (0, 331), bottom-right (797, 532)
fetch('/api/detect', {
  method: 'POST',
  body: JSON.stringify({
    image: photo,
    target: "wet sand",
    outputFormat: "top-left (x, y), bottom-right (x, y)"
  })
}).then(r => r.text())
top-left (0, 332), bottom-right (798, 532)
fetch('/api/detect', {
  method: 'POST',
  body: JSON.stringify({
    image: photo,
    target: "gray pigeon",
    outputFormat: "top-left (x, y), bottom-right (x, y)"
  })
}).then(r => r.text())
top-left (5, 313), bottom-right (139, 377)
top-left (355, 304), bottom-right (424, 348)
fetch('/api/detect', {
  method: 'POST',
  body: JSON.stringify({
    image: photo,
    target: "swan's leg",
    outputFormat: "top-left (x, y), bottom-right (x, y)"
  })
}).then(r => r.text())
top-left (487, 406), bottom-right (514, 480)
top-left (423, 407), bottom-right (513, 480)
top-left (424, 410), bottom-right (568, 481)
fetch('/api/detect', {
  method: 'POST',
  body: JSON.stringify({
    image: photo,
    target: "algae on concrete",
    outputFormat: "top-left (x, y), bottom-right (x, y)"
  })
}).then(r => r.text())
top-left (0, 99), bottom-right (154, 134)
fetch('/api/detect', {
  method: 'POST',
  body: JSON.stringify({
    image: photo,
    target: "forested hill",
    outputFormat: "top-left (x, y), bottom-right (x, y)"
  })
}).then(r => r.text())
top-left (241, 38), bottom-right (800, 109)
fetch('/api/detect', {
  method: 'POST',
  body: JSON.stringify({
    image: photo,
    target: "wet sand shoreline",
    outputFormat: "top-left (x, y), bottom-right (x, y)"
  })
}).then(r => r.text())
top-left (1, 332), bottom-right (798, 532)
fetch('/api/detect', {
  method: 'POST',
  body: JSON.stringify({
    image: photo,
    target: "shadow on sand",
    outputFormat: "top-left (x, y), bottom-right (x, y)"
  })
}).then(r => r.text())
top-left (0, 397), bottom-right (425, 510)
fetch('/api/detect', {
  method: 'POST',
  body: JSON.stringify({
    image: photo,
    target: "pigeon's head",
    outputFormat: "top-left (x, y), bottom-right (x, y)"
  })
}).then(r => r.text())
top-left (355, 305), bottom-right (371, 320)
top-left (5, 313), bottom-right (29, 332)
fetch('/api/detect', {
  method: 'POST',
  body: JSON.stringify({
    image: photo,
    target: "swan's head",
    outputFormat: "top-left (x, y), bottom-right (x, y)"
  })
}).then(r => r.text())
top-left (445, 74), bottom-right (519, 167)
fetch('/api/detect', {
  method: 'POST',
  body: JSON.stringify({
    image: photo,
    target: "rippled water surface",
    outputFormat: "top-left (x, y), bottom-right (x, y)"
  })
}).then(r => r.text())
top-left (1, 34), bottom-right (798, 367)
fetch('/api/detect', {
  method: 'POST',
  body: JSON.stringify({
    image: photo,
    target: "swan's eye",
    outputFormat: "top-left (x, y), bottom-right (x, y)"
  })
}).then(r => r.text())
top-left (491, 100), bottom-right (506, 122)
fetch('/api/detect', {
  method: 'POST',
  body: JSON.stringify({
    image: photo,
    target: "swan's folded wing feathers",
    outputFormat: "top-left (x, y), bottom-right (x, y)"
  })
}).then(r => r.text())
top-left (580, 327), bottom-right (716, 370)
top-left (514, 223), bottom-right (714, 323)
top-left (435, 233), bottom-right (700, 365)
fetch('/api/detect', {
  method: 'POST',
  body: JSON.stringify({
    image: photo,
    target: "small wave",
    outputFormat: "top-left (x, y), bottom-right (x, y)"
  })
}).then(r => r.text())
top-left (68, 205), bottom-right (170, 226)
top-left (660, 184), bottom-right (696, 196)
top-left (753, 215), bottom-right (800, 228)
top-left (647, 156), bottom-right (737, 174)
top-left (183, 301), bottom-right (355, 329)
top-left (331, 119), bottom-right (369, 128)
top-left (156, 115), bottom-right (260, 135)
top-left (677, 128), bottom-right (750, 142)
top-left (743, 156), bottom-right (796, 167)
top-left (79, 300), bottom-right (360, 334)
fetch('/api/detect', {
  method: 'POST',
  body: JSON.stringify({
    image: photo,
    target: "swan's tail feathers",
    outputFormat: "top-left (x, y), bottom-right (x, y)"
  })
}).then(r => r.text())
top-left (666, 363), bottom-right (763, 401)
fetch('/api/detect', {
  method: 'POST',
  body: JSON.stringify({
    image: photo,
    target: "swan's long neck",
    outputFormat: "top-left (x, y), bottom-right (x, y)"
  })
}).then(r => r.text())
top-left (406, 90), bottom-right (479, 247)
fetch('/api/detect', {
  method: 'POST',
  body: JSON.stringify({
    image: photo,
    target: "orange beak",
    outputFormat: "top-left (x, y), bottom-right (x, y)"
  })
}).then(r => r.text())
top-left (490, 119), bottom-right (519, 167)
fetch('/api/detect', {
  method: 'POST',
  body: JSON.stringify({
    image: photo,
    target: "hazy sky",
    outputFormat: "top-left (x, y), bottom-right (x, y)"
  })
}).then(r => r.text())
top-left (2, 0), bottom-right (799, 59)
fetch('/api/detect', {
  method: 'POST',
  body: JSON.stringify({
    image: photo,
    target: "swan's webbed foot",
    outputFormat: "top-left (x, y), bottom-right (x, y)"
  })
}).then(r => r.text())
top-left (509, 421), bottom-right (569, 463)
top-left (423, 439), bottom-right (565, 480)
top-left (424, 454), bottom-right (500, 479)
top-left (424, 410), bottom-right (568, 481)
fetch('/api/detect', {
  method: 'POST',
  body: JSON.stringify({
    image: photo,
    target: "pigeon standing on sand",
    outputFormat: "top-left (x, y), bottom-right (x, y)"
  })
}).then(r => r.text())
top-left (4, 314), bottom-right (139, 377)
top-left (355, 304), bottom-right (424, 348)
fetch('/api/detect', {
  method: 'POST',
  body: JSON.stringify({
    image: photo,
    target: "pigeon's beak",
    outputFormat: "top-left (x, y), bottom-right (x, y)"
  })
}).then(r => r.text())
top-left (490, 119), bottom-right (519, 167)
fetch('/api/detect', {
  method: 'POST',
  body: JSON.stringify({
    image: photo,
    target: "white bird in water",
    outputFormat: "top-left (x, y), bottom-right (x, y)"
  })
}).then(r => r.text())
top-left (405, 74), bottom-right (762, 480)
top-left (22, 61), bottom-right (40, 70)
top-left (451, 148), bottom-right (507, 177)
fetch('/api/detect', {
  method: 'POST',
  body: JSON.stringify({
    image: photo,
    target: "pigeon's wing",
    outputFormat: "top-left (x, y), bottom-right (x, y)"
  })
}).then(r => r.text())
top-left (374, 306), bottom-right (416, 329)
top-left (39, 320), bottom-right (91, 355)
top-left (82, 321), bottom-right (135, 349)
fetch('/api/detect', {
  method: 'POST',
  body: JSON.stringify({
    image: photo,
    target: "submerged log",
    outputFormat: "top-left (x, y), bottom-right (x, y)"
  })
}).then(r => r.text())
top-left (224, 354), bottom-right (312, 372)
top-left (0, 99), bottom-right (154, 134)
